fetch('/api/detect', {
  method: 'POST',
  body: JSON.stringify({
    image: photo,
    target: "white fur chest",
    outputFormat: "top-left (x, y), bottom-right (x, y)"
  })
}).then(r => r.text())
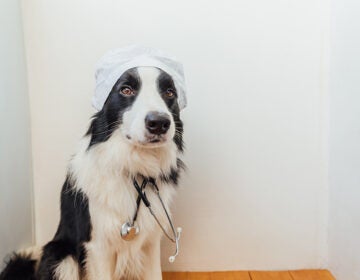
top-left (69, 133), bottom-right (178, 279)
top-left (86, 176), bottom-right (175, 279)
top-left (86, 175), bottom-right (176, 247)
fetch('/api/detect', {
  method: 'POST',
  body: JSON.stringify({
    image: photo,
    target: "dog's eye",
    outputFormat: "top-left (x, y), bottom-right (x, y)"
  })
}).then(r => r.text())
top-left (165, 88), bottom-right (175, 98)
top-left (120, 86), bottom-right (134, 96)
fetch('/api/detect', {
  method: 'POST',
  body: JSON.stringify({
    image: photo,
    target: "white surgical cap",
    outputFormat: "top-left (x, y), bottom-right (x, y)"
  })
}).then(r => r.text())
top-left (93, 45), bottom-right (187, 111)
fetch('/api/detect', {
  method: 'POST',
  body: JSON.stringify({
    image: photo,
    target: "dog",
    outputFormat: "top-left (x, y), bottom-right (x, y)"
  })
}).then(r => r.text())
top-left (0, 66), bottom-right (185, 280)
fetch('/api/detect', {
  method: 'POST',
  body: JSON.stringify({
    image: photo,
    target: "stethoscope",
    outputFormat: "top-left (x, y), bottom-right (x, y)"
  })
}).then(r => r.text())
top-left (120, 177), bottom-right (182, 263)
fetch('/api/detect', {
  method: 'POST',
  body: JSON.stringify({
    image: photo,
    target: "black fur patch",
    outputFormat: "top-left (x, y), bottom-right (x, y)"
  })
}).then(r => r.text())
top-left (157, 69), bottom-right (184, 152)
top-left (87, 68), bottom-right (141, 148)
top-left (0, 254), bottom-right (36, 280)
top-left (160, 158), bottom-right (186, 186)
top-left (36, 176), bottom-right (91, 279)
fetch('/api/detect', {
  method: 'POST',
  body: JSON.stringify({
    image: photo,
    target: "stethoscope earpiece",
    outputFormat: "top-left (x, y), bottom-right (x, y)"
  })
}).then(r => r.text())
top-left (168, 227), bottom-right (182, 263)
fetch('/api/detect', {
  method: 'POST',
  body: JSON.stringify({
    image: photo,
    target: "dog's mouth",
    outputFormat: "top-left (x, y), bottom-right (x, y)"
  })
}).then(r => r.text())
top-left (126, 134), bottom-right (168, 147)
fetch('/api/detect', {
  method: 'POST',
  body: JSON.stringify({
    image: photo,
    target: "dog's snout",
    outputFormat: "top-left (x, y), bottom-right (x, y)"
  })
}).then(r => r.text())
top-left (145, 112), bottom-right (171, 135)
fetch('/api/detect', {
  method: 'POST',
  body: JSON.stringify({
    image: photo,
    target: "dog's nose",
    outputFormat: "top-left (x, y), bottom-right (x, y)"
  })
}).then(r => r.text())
top-left (145, 112), bottom-right (171, 135)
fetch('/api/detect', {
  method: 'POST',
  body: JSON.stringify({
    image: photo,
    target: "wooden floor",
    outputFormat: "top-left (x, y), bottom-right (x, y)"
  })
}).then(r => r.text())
top-left (163, 270), bottom-right (335, 280)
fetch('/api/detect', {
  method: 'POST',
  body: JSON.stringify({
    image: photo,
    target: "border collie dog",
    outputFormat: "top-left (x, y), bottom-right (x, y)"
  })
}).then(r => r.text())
top-left (0, 66), bottom-right (184, 280)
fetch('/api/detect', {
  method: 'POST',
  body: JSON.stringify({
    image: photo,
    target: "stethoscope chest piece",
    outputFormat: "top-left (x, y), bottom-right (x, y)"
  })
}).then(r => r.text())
top-left (120, 222), bottom-right (140, 241)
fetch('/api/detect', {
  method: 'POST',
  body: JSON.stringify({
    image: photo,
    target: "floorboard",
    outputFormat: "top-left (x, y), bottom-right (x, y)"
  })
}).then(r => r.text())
top-left (162, 270), bottom-right (335, 280)
top-left (290, 270), bottom-right (335, 280)
top-left (163, 271), bottom-right (251, 280)
top-left (250, 271), bottom-right (293, 280)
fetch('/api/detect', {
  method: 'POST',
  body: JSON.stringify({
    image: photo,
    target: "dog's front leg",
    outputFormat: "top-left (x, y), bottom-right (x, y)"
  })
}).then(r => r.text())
top-left (85, 241), bottom-right (115, 280)
top-left (142, 236), bottom-right (162, 280)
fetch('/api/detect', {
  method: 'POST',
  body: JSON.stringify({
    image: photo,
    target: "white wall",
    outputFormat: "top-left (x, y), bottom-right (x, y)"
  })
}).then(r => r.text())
top-left (22, 0), bottom-right (330, 271)
top-left (328, 0), bottom-right (360, 279)
top-left (0, 0), bottom-right (34, 262)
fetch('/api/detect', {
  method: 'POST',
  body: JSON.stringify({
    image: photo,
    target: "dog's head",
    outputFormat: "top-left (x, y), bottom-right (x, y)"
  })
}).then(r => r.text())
top-left (87, 67), bottom-right (183, 151)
